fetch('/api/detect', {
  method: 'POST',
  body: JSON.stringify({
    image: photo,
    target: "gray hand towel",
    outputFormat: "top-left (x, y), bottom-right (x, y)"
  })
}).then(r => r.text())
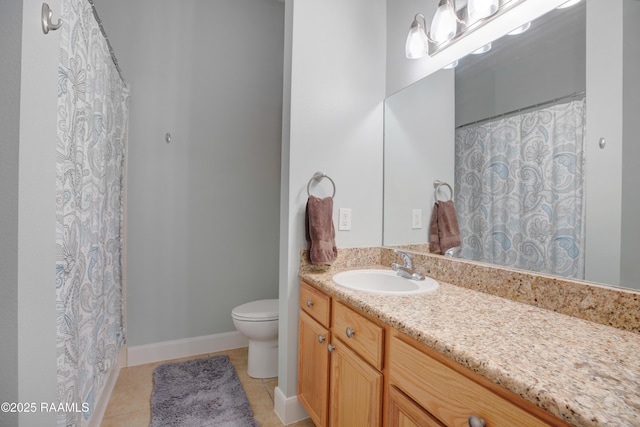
top-left (305, 196), bottom-right (338, 265)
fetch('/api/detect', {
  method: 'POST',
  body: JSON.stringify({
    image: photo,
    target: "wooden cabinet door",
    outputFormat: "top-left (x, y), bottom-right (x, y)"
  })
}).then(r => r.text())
top-left (388, 385), bottom-right (445, 427)
top-left (298, 310), bottom-right (331, 427)
top-left (330, 338), bottom-right (383, 427)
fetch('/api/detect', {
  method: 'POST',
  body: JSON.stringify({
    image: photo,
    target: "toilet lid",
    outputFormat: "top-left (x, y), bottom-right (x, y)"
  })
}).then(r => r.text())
top-left (232, 299), bottom-right (279, 321)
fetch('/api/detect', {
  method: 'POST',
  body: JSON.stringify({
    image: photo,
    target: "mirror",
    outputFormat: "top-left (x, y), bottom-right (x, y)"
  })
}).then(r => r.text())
top-left (384, 0), bottom-right (640, 291)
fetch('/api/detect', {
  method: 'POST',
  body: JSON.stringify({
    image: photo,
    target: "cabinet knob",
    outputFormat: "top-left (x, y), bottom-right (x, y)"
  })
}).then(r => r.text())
top-left (468, 415), bottom-right (486, 427)
top-left (345, 327), bottom-right (356, 338)
top-left (327, 344), bottom-right (336, 353)
top-left (318, 335), bottom-right (326, 343)
top-left (306, 299), bottom-right (314, 308)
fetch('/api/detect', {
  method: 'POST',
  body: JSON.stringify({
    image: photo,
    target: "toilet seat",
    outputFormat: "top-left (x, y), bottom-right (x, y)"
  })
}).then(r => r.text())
top-left (232, 299), bottom-right (278, 322)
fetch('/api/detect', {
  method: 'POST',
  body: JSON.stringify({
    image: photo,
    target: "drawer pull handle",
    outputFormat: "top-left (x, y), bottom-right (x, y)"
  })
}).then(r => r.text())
top-left (327, 344), bottom-right (336, 353)
top-left (306, 299), bottom-right (314, 308)
top-left (345, 327), bottom-right (356, 338)
top-left (468, 415), bottom-right (486, 427)
top-left (318, 335), bottom-right (326, 343)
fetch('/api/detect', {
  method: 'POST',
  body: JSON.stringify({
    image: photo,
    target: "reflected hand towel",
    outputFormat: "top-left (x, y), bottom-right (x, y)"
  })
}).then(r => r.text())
top-left (429, 200), bottom-right (461, 255)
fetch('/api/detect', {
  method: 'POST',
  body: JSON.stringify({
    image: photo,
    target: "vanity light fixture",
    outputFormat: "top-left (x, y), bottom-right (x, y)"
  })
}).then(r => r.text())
top-left (471, 42), bottom-right (492, 54)
top-left (405, 0), bottom-right (461, 59)
top-left (405, 0), bottom-right (526, 59)
top-left (467, 0), bottom-right (500, 23)
top-left (557, 0), bottom-right (583, 9)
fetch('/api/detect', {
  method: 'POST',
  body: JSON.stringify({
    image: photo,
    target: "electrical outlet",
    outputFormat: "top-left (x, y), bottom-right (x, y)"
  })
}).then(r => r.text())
top-left (339, 208), bottom-right (352, 231)
top-left (412, 209), bottom-right (422, 229)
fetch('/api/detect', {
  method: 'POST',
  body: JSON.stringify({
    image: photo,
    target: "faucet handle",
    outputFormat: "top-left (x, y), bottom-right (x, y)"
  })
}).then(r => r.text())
top-left (394, 249), bottom-right (413, 268)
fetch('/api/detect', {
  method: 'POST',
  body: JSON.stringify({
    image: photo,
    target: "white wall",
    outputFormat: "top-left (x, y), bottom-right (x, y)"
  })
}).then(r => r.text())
top-left (384, 70), bottom-right (455, 245)
top-left (94, 0), bottom-right (285, 346)
top-left (277, 0), bottom-right (386, 418)
top-left (1, 0), bottom-right (61, 425)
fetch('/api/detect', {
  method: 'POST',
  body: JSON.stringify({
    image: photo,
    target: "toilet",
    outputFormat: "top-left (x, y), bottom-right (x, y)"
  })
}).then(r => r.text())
top-left (231, 299), bottom-right (279, 378)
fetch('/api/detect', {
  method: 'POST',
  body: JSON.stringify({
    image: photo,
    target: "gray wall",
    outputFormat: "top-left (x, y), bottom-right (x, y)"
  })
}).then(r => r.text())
top-left (94, 0), bottom-right (285, 346)
top-left (621, 0), bottom-right (640, 289)
top-left (455, 5), bottom-right (586, 127)
top-left (584, 0), bottom-right (624, 285)
top-left (0, 1), bottom-right (22, 424)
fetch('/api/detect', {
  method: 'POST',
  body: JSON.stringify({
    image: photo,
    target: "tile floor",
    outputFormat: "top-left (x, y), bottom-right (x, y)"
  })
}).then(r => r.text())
top-left (101, 347), bottom-right (315, 427)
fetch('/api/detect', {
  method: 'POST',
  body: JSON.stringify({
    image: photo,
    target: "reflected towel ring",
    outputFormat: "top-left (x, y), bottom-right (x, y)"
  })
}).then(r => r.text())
top-left (433, 180), bottom-right (453, 203)
top-left (307, 172), bottom-right (336, 198)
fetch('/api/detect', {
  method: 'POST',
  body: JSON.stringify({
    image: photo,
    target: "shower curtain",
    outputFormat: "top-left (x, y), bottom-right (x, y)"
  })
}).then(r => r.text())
top-left (55, 0), bottom-right (129, 425)
top-left (455, 98), bottom-right (586, 279)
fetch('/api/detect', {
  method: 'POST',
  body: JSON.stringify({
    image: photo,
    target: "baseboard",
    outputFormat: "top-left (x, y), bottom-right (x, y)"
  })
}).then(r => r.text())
top-left (274, 386), bottom-right (309, 425)
top-left (127, 331), bottom-right (249, 366)
top-left (117, 343), bottom-right (128, 368)
top-left (88, 348), bottom-right (123, 427)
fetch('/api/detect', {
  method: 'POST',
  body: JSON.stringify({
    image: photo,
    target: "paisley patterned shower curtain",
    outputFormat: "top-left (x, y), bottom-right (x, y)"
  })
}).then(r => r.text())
top-left (455, 98), bottom-right (586, 279)
top-left (55, 0), bottom-right (129, 425)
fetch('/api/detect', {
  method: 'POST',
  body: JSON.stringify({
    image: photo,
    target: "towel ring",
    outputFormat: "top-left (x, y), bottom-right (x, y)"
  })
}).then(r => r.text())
top-left (433, 180), bottom-right (453, 203)
top-left (307, 172), bottom-right (336, 198)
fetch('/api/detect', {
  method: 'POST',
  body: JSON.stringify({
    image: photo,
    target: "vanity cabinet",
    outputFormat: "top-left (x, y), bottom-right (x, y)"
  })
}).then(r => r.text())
top-left (298, 281), bottom-right (383, 427)
top-left (298, 281), bottom-right (567, 427)
top-left (388, 332), bottom-right (568, 427)
top-left (388, 385), bottom-right (445, 427)
top-left (298, 283), bottom-right (332, 427)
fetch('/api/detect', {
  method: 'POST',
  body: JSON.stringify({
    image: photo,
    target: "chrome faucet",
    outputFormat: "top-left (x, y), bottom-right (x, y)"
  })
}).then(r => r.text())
top-left (391, 250), bottom-right (425, 281)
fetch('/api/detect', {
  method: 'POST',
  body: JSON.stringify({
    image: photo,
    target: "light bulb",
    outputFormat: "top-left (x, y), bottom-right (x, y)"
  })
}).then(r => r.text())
top-left (443, 60), bottom-right (459, 69)
top-left (471, 43), bottom-right (492, 54)
top-left (405, 17), bottom-right (429, 59)
top-left (468, 0), bottom-right (499, 22)
top-left (507, 22), bottom-right (531, 35)
top-left (429, 0), bottom-right (458, 44)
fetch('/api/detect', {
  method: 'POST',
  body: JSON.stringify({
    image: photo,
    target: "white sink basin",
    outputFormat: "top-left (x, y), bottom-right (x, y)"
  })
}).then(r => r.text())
top-left (332, 269), bottom-right (439, 295)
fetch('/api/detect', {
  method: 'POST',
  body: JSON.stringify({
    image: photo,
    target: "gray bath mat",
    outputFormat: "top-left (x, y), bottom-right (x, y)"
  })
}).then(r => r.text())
top-left (150, 355), bottom-right (259, 427)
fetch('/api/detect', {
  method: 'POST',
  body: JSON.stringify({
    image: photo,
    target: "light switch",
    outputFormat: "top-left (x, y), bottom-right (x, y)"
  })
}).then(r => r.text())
top-left (412, 209), bottom-right (422, 229)
top-left (339, 208), bottom-right (352, 231)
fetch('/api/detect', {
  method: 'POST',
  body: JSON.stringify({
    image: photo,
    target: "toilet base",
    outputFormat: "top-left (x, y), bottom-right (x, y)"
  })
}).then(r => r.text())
top-left (247, 339), bottom-right (278, 378)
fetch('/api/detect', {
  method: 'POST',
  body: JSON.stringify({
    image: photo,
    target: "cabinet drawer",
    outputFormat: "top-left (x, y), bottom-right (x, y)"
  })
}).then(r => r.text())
top-left (300, 281), bottom-right (331, 327)
top-left (333, 301), bottom-right (384, 370)
top-left (389, 335), bottom-right (554, 427)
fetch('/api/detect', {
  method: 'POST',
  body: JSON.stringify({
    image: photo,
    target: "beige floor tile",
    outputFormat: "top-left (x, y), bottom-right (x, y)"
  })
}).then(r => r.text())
top-left (103, 377), bottom-right (152, 418)
top-left (101, 347), bottom-right (308, 427)
top-left (288, 418), bottom-right (316, 427)
top-left (101, 409), bottom-right (150, 427)
top-left (255, 410), bottom-right (289, 427)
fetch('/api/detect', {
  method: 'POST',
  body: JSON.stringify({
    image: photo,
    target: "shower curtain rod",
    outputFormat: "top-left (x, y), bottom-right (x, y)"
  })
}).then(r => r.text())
top-left (86, 0), bottom-right (126, 85)
top-left (456, 90), bottom-right (586, 130)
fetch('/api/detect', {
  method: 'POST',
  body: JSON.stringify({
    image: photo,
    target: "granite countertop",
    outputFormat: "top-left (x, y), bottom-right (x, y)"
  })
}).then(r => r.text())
top-left (299, 264), bottom-right (640, 427)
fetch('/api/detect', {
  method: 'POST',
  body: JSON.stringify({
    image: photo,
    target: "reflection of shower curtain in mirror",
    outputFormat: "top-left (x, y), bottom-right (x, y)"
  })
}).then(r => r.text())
top-left (55, 0), bottom-right (129, 425)
top-left (455, 98), bottom-right (586, 279)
